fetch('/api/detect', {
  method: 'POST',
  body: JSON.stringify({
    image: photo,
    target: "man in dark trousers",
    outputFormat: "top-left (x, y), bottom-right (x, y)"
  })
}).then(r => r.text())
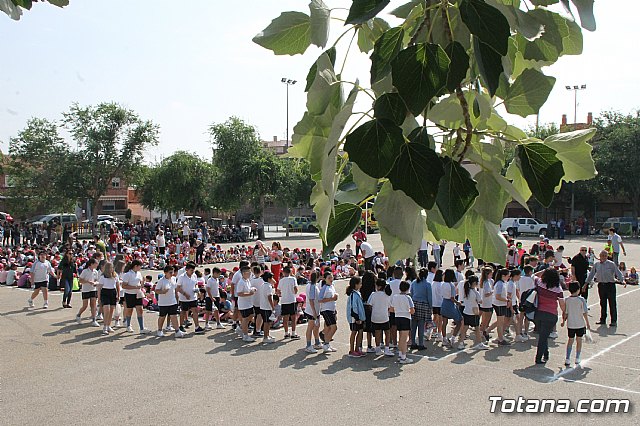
top-left (570, 246), bottom-right (590, 301)
top-left (586, 250), bottom-right (625, 327)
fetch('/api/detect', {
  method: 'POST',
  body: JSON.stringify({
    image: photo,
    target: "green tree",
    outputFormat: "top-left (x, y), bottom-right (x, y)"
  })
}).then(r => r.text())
top-left (62, 102), bottom-right (159, 231)
top-left (0, 0), bottom-right (68, 20)
top-left (254, 0), bottom-right (598, 261)
top-left (593, 111), bottom-right (640, 218)
top-left (4, 118), bottom-right (76, 219)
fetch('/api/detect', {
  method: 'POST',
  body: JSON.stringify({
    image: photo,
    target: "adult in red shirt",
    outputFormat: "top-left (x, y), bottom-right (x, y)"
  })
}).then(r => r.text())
top-left (533, 268), bottom-right (566, 364)
top-left (352, 227), bottom-right (367, 257)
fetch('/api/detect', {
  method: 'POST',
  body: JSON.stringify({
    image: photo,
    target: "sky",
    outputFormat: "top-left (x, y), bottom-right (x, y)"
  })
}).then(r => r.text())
top-left (0, 0), bottom-right (637, 163)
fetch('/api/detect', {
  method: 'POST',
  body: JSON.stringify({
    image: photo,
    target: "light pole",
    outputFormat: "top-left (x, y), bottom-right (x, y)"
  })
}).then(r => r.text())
top-left (281, 78), bottom-right (297, 238)
top-left (565, 84), bottom-right (587, 129)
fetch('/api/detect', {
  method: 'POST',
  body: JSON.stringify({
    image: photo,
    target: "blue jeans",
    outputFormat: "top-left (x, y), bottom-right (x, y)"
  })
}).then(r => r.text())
top-left (61, 277), bottom-right (73, 305)
top-left (410, 318), bottom-right (425, 346)
top-left (534, 311), bottom-right (557, 362)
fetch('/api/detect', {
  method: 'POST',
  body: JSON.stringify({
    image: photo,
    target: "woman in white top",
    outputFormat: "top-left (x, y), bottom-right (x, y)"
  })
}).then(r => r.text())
top-left (121, 260), bottom-right (150, 334)
top-left (76, 258), bottom-right (100, 327)
top-left (98, 262), bottom-right (120, 335)
top-left (478, 267), bottom-right (494, 343)
top-left (431, 270), bottom-right (444, 342)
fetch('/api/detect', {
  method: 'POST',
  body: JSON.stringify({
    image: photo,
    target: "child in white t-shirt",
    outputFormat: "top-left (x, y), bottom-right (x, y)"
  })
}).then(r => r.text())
top-left (517, 265), bottom-right (535, 339)
top-left (459, 276), bottom-right (488, 350)
top-left (390, 281), bottom-right (415, 364)
top-left (367, 278), bottom-right (393, 357)
top-left (561, 281), bottom-right (591, 366)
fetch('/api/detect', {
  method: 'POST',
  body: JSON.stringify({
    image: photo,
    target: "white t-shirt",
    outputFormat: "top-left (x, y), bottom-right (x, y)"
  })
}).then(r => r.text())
top-left (250, 276), bottom-right (263, 307)
top-left (279, 276), bottom-right (297, 304)
top-left (388, 278), bottom-right (402, 295)
top-left (156, 277), bottom-right (177, 306)
top-left (80, 268), bottom-right (99, 293)
top-left (156, 234), bottom-right (165, 248)
top-left (517, 275), bottom-right (535, 294)
top-left (426, 271), bottom-right (435, 283)
top-left (318, 284), bottom-right (336, 312)
top-left (236, 278), bottom-right (254, 310)
top-left (455, 271), bottom-right (465, 302)
top-left (31, 260), bottom-right (53, 282)
top-left (492, 280), bottom-right (507, 307)
top-left (231, 270), bottom-right (243, 297)
top-left (440, 282), bottom-right (456, 300)
top-left (565, 295), bottom-right (588, 329)
top-left (432, 281), bottom-right (444, 308)
top-left (481, 279), bottom-right (493, 309)
top-left (390, 293), bottom-right (414, 319)
top-left (205, 276), bottom-right (220, 298)
top-left (98, 275), bottom-right (117, 290)
top-left (260, 281), bottom-right (274, 311)
top-left (177, 272), bottom-right (198, 302)
top-left (360, 242), bottom-right (374, 258)
top-left (122, 270), bottom-right (142, 295)
top-left (304, 282), bottom-right (320, 316)
top-left (462, 288), bottom-right (482, 315)
top-left (367, 291), bottom-right (390, 323)
top-left (506, 280), bottom-right (517, 304)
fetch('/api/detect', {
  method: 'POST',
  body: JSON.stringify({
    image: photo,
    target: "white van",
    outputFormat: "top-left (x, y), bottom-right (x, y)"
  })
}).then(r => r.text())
top-left (32, 213), bottom-right (79, 227)
top-left (500, 217), bottom-right (548, 236)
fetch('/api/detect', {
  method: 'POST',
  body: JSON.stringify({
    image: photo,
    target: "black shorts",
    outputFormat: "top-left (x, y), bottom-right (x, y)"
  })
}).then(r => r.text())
top-left (568, 327), bottom-right (586, 338)
top-left (349, 322), bottom-right (364, 331)
top-left (389, 312), bottom-right (396, 326)
top-left (395, 317), bottom-right (410, 331)
top-left (505, 307), bottom-right (513, 318)
top-left (159, 304), bottom-right (179, 317)
top-left (493, 305), bottom-right (507, 317)
top-left (100, 288), bottom-right (117, 306)
top-left (82, 290), bottom-right (97, 300)
top-left (181, 300), bottom-right (198, 311)
top-left (34, 281), bottom-right (48, 289)
top-left (240, 307), bottom-right (254, 318)
top-left (119, 297), bottom-right (125, 305)
top-left (479, 307), bottom-right (493, 313)
top-left (321, 310), bottom-right (337, 326)
top-left (205, 297), bottom-right (216, 312)
top-left (261, 309), bottom-right (272, 323)
top-left (124, 293), bottom-right (143, 307)
top-left (463, 313), bottom-right (480, 327)
top-left (304, 312), bottom-right (317, 321)
top-left (432, 306), bottom-right (441, 315)
top-left (372, 321), bottom-right (390, 331)
top-left (281, 303), bottom-right (296, 316)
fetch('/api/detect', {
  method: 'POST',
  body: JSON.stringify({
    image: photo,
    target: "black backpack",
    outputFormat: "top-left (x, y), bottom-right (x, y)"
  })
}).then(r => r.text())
top-left (519, 288), bottom-right (538, 320)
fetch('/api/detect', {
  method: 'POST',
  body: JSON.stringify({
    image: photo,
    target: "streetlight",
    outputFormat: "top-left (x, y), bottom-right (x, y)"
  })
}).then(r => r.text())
top-left (281, 78), bottom-right (297, 148)
top-left (565, 84), bottom-right (587, 128)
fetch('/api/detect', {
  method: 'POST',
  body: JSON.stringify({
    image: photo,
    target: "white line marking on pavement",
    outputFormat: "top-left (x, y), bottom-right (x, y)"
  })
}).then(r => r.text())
top-left (587, 287), bottom-right (640, 308)
top-left (557, 377), bottom-right (640, 395)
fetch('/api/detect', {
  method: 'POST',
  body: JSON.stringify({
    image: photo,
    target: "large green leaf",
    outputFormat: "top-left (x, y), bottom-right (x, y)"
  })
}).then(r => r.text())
top-left (374, 182), bottom-right (422, 244)
top-left (445, 42), bottom-right (470, 92)
top-left (373, 92), bottom-right (407, 125)
top-left (47, 0), bottom-right (69, 6)
top-left (390, 0), bottom-right (421, 18)
top-left (486, 1), bottom-right (543, 40)
top-left (473, 171), bottom-right (512, 224)
top-left (494, 170), bottom-right (531, 211)
top-left (388, 141), bottom-right (444, 210)
top-left (431, 4), bottom-right (472, 50)
top-left (518, 10), bottom-right (582, 62)
top-left (12, 0), bottom-right (32, 9)
top-left (352, 163), bottom-right (378, 194)
top-left (543, 128), bottom-right (596, 182)
top-left (459, 0), bottom-right (510, 55)
top-left (306, 52), bottom-right (340, 115)
top-left (426, 207), bottom-right (467, 244)
top-left (309, 0), bottom-right (330, 48)
top-left (516, 142), bottom-right (564, 207)
top-left (571, 0), bottom-right (596, 31)
top-left (253, 11), bottom-right (312, 56)
top-left (428, 94), bottom-right (464, 129)
top-left (357, 17), bottom-right (390, 53)
top-left (304, 47), bottom-right (336, 92)
top-left (407, 126), bottom-right (435, 149)
top-left (391, 43), bottom-right (450, 115)
top-left (0, 0), bottom-right (22, 19)
top-left (465, 209), bottom-right (508, 263)
top-left (344, 119), bottom-right (404, 179)
top-left (346, 0), bottom-right (390, 25)
top-left (474, 36), bottom-right (504, 97)
top-left (323, 203), bottom-right (363, 255)
top-left (504, 68), bottom-right (556, 117)
top-left (436, 157), bottom-right (479, 227)
top-left (465, 137), bottom-right (504, 174)
top-left (311, 181), bottom-right (332, 238)
top-left (370, 27), bottom-right (404, 84)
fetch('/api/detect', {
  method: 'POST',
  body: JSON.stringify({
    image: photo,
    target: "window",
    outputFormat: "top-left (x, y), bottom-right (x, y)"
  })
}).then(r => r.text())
top-left (111, 177), bottom-right (121, 188)
top-left (4, 175), bottom-right (15, 188)
top-left (102, 201), bottom-right (115, 211)
top-left (527, 219), bottom-right (537, 225)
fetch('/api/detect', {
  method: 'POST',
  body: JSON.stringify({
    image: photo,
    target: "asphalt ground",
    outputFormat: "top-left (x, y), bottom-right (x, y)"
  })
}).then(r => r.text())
top-left (1, 234), bottom-right (639, 425)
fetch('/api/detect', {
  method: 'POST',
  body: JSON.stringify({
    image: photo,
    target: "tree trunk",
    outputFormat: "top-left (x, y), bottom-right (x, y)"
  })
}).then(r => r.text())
top-left (92, 197), bottom-right (99, 236)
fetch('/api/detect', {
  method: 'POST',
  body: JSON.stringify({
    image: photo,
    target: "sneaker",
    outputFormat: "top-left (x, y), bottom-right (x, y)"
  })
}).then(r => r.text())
top-left (163, 326), bottom-right (173, 332)
top-left (91, 320), bottom-right (100, 327)
top-left (157, 330), bottom-right (165, 337)
top-left (389, 343), bottom-right (397, 349)
top-left (140, 328), bottom-right (152, 334)
top-left (564, 358), bottom-right (571, 366)
top-left (114, 320), bottom-right (122, 328)
top-left (27, 298), bottom-right (33, 308)
top-left (290, 334), bottom-right (301, 340)
top-left (43, 302), bottom-right (48, 309)
top-left (96, 313), bottom-right (103, 320)
top-left (549, 331), bottom-right (558, 339)
top-left (205, 324), bottom-right (213, 331)
top-left (175, 330), bottom-right (186, 338)
top-left (324, 345), bottom-right (337, 352)
top-left (366, 346), bottom-right (376, 353)
top-left (305, 346), bottom-right (318, 353)
top-left (575, 357), bottom-right (581, 365)
top-left (263, 336), bottom-right (276, 344)
top-left (375, 347), bottom-right (382, 356)
top-left (284, 333), bottom-right (291, 339)
top-left (75, 316), bottom-right (82, 325)
top-left (424, 329), bottom-right (433, 341)
top-left (498, 340), bottom-right (511, 346)
top-left (399, 357), bottom-right (414, 364)
top-left (384, 348), bottom-right (394, 357)
top-left (235, 327), bottom-right (243, 336)
top-left (194, 326), bottom-right (205, 334)
top-left (242, 335), bottom-right (256, 342)
top-left (313, 343), bottom-right (324, 350)
top-left (515, 335), bottom-right (526, 343)
top-left (435, 335), bottom-right (443, 343)
top-left (126, 326), bottom-right (134, 332)
top-left (216, 323), bottom-right (226, 329)
top-left (457, 342), bottom-right (465, 350)
top-left (609, 323), bottom-right (617, 327)
top-left (474, 342), bottom-right (490, 350)
top-left (102, 328), bottom-right (109, 335)
top-left (107, 326), bottom-right (114, 333)
top-left (348, 351), bottom-right (360, 358)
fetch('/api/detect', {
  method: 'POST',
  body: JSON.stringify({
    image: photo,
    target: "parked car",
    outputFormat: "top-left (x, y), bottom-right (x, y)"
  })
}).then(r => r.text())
top-left (32, 213), bottom-right (79, 227)
top-left (283, 216), bottom-right (318, 232)
top-left (0, 212), bottom-right (14, 222)
top-left (500, 217), bottom-right (548, 236)
top-left (601, 217), bottom-right (637, 235)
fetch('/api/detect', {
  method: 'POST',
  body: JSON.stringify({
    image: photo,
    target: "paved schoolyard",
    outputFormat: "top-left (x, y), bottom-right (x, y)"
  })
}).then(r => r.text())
top-left (1, 234), bottom-right (639, 425)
